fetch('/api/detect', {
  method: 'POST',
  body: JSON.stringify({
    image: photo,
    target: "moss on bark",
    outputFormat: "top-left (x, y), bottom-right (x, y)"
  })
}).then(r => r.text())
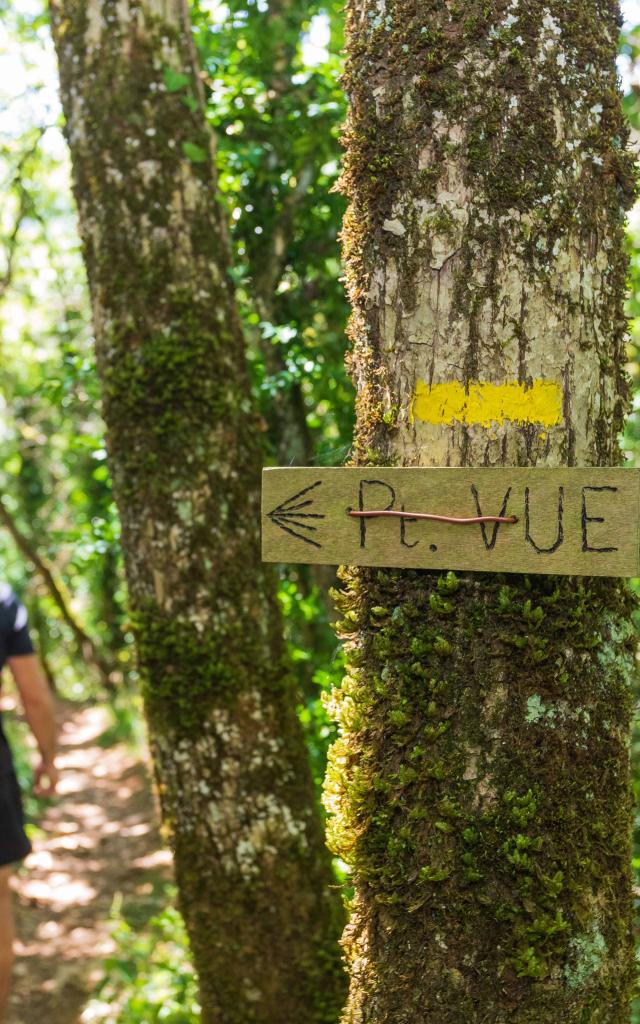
top-left (326, 570), bottom-right (635, 1019)
top-left (327, 0), bottom-right (637, 1019)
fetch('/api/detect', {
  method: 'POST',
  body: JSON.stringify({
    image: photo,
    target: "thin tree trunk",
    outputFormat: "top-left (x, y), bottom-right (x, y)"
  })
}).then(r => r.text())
top-left (325, 2), bottom-right (637, 1020)
top-left (0, 500), bottom-right (115, 689)
top-left (27, 597), bottom-right (58, 693)
top-left (49, 3), bottom-right (345, 1021)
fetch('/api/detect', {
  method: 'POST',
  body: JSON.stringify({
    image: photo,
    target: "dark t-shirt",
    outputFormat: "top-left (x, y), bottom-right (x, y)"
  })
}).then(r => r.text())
top-left (0, 584), bottom-right (34, 773)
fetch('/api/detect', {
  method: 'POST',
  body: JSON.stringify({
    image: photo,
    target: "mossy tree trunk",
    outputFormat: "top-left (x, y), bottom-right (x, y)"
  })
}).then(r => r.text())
top-left (325, 1), bottom-right (637, 1020)
top-left (49, 2), bottom-right (345, 1021)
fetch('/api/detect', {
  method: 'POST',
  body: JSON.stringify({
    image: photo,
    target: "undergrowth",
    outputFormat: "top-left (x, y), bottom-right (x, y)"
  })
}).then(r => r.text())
top-left (80, 886), bottom-right (199, 1024)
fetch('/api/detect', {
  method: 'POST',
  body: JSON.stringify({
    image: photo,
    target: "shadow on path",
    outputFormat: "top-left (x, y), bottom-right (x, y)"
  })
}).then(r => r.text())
top-left (7, 702), bottom-right (172, 1024)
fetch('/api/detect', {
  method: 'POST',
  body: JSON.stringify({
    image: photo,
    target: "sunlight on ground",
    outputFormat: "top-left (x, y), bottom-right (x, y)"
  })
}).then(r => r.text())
top-left (7, 704), bottom-right (169, 1024)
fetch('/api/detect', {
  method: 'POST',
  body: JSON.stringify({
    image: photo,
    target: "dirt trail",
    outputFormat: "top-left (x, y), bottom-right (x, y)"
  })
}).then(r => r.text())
top-left (6, 702), bottom-right (172, 1024)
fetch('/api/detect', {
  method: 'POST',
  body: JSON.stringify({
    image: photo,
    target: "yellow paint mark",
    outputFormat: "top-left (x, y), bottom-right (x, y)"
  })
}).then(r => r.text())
top-left (410, 379), bottom-right (563, 428)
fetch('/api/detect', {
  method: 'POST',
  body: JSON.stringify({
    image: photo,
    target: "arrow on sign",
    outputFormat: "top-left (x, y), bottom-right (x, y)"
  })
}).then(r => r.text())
top-left (266, 480), bottom-right (325, 548)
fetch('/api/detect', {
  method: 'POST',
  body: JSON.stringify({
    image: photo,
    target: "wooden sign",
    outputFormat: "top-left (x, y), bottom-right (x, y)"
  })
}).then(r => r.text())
top-left (262, 467), bottom-right (640, 577)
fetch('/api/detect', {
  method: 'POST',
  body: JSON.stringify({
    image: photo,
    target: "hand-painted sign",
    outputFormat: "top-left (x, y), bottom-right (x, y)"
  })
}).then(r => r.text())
top-left (262, 467), bottom-right (640, 576)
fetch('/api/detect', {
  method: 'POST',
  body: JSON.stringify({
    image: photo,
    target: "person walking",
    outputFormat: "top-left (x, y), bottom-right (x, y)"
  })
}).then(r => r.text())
top-left (0, 584), bottom-right (58, 1023)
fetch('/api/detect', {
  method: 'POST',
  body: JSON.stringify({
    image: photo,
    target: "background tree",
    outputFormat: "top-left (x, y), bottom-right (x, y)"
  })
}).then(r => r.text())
top-left (189, 0), bottom-right (354, 699)
top-left (325, 1), bottom-right (638, 1020)
top-left (0, 0), bottom-right (353, 762)
top-left (48, 2), bottom-right (344, 1022)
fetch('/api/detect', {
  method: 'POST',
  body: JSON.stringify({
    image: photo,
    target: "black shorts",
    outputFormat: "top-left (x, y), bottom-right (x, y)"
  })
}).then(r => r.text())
top-left (0, 770), bottom-right (31, 867)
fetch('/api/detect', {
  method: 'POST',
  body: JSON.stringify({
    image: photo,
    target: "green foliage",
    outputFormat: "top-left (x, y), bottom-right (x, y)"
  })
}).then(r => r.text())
top-left (0, 3), bottom-right (128, 682)
top-left (0, 0), bottom-right (351, 716)
top-left (82, 890), bottom-right (199, 1024)
top-left (190, 0), bottom-right (353, 458)
top-left (181, 140), bottom-right (208, 163)
top-left (96, 690), bottom-right (147, 750)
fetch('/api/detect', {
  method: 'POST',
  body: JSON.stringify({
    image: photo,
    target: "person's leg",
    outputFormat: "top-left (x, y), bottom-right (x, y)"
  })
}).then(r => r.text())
top-left (0, 867), bottom-right (14, 1023)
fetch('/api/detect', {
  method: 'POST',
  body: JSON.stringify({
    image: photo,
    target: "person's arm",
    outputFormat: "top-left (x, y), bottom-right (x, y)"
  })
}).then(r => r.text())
top-left (8, 655), bottom-right (58, 796)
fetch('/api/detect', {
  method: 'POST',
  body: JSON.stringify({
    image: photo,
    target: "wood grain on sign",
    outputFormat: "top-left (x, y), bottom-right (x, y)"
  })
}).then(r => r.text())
top-left (262, 467), bottom-right (640, 577)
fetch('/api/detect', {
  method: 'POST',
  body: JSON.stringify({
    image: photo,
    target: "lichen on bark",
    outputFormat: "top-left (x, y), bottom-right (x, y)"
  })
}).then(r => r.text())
top-left (326, 1), bottom-right (638, 1020)
top-left (49, 2), bottom-right (345, 1021)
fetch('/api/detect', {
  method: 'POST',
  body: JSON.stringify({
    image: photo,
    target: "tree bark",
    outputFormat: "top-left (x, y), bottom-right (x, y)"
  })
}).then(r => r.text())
top-left (49, 3), bottom-right (344, 1021)
top-left (325, 1), bottom-right (637, 1020)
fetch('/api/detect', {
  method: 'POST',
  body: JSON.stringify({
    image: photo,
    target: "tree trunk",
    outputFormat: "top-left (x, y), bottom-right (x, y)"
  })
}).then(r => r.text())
top-left (325, 1), bottom-right (637, 1020)
top-left (49, 3), bottom-right (345, 1021)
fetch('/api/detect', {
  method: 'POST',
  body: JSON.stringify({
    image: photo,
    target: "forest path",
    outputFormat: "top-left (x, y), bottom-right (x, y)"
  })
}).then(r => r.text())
top-left (7, 701), bottom-right (172, 1024)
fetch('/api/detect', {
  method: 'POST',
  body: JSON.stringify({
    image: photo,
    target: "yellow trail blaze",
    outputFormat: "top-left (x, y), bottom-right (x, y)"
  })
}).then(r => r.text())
top-left (410, 379), bottom-right (564, 428)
